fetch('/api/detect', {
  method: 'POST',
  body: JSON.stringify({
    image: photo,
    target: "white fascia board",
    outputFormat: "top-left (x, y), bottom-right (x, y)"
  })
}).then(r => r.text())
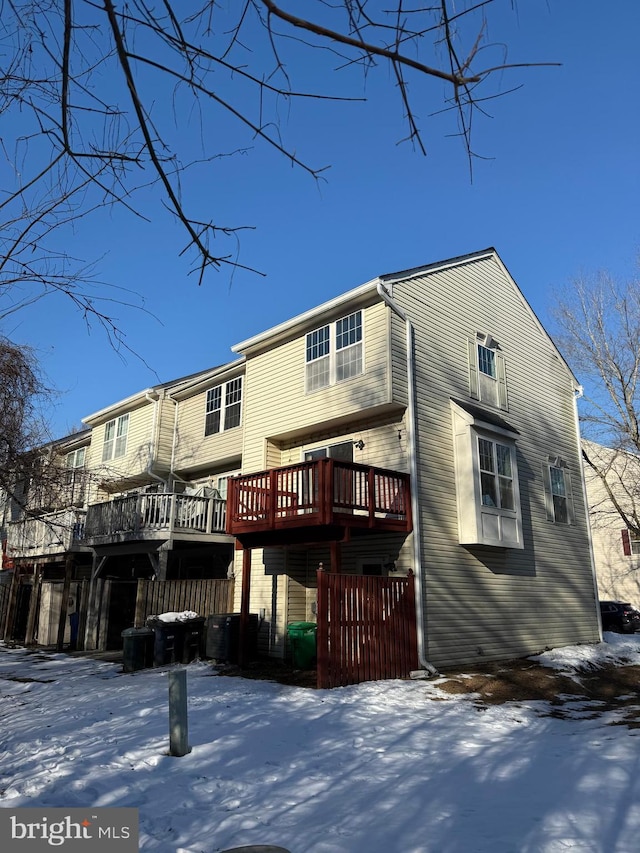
top-left (82, 388), bottom-right (159, 426)
top-left (169, 357), bottom-right (246, 401)
top-left (231, 278), bottom-right (382, 355)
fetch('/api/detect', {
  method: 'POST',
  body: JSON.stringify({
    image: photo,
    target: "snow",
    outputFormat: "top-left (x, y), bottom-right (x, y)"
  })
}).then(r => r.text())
top-left (1, 635), bottom-right (640, 853)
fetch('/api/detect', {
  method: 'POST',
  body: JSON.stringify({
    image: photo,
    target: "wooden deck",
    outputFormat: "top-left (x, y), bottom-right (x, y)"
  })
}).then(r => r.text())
top-left (227, 459), bottom-right (411, 545)
top-left (82, 492), bottom-right (228, 545)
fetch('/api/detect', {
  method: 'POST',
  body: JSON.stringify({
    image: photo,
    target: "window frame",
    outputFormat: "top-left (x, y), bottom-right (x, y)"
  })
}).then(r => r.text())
top-left (542, 457), bottom-right (575, 525)
top-left (204, 376), bottom-right (243, 436)
top-left (305, 310), bottom-right (364, 393)
top-left (468, 334), bottom-right (508, 411)
top-left (102, 413), bottom-right (129, 462)
top-left (451, 400), bottom-right (523, 549)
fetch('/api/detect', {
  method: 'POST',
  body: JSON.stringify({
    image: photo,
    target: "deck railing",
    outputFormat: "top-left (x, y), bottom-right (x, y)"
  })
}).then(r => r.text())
top-left (7, 509), bottom-right (88, 557)
top-left (227, 459), bottom-right (411, 536)
top-left (83, 492), bottom-right (227, 540)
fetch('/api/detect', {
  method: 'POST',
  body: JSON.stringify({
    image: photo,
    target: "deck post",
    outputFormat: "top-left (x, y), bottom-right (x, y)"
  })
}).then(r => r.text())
top-left (238, 545), bottom-right (252, 667)
top-left (329, 540), bottom-right (341, 574)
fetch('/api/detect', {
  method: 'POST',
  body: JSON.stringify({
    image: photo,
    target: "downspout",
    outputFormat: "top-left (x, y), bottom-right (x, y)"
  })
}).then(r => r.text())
top-left (376, 282), bottom-right (439, 676)
top-left (572, 384), bottom-right (603, 641)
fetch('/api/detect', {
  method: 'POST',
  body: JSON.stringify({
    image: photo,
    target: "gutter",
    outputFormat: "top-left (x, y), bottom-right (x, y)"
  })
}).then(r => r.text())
top-left (376, 282), bottom-right (439, 677)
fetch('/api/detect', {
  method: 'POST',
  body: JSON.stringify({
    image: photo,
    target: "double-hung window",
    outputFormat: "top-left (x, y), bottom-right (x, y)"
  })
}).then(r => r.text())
top-left (102, 414), bottom-right (129, 461)
top-left (306, 310), bottom-right (363, 392)
top-left (469, 333), bottom-right (508, 411)
top-left (65, 447), bottom-right (87, 505)
top-left (478, 438), bottom-right (515, 511)
top-left (543, 458), bottom-right (575, 524)
top-left (205, 377), bottom-right (243, 436)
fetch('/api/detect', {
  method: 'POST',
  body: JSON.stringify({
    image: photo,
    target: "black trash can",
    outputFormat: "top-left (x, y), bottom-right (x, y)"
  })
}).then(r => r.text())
top-left (203, 613), bottom-right (259, 663)
top-left (146, 616), bottom-right (205, 666)
top-left (121, 626), bottom-right (155, 672)
top-left (146, 617), bottom-right (181, 667)
top-left (180, 616), bottom-right (205, 664)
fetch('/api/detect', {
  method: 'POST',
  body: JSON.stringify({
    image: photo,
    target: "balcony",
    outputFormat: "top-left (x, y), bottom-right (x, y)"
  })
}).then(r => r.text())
top-left (82, 492), bottom-right (228, 546)
top-left (7, 509), bottom-right (88, 561)
top-left (227, 459), bottom-right (411, 546)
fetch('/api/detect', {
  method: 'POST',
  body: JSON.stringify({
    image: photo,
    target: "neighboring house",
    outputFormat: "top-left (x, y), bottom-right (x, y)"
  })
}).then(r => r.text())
top-left (583, 440), bottom-right (640, 606)
top-left (1, 428), bottom-right (93, 643)
top-left (1, 248), bottom-right (603, 675)
top-left (226, 247), bottom-right (601, 670)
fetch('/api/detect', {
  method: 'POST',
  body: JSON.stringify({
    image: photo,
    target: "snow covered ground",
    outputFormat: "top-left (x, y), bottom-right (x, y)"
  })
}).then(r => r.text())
top-left (2, 635), bottom-right (640, 853)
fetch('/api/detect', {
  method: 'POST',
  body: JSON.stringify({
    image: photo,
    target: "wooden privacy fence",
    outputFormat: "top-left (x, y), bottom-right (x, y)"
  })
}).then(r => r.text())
top-left (316, 570), bottom-right (418, 689)
top-left (133, 578), bottom-right (234, 627)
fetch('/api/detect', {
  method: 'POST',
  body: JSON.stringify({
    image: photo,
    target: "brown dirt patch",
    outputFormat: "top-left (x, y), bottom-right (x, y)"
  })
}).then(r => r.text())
top-left (433, 658), bottom-right (640, 725)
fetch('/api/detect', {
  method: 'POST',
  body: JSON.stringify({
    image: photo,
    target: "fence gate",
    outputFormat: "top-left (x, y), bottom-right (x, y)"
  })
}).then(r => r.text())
top-left (316, 570), bottom-right (418, 689)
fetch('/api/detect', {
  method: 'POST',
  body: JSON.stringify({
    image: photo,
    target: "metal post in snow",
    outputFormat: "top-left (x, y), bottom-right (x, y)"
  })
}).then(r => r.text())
top-left (168, 669), bottom-right (191, 757)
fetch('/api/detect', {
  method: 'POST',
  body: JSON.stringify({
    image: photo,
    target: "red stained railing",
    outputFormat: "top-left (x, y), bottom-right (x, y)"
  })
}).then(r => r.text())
top-left (227, 458), bottom-right (411, 536)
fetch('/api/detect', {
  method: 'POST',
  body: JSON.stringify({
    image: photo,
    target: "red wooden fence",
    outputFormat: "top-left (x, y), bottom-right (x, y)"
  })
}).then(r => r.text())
top-left (316, 570), bottom-right (418, 688)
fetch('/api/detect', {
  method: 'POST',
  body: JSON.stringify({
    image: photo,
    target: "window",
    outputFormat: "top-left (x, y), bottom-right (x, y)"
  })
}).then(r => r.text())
top-left (543, 458), bottom-right (575, 524)
top-left (205, 377), bottom-right (243, 436)
top-left (306, 310), bottom-right (363, 392)
top-left (102, 414), bottom-right (129, 461)
top-left (478, 438), bottom-right (515, 510)
top-left (304, 441), bottom-right (354, 463)
top-left (468, 334), bottom-right (508, 411)
top-left (65, 447), bottom-right (85, 472)
top-left (451, 400), bottom-right (523, 548)
top-left (549, 466), bottom-right (568, 523)
top-left (622, 529), bottom-right (640, 556)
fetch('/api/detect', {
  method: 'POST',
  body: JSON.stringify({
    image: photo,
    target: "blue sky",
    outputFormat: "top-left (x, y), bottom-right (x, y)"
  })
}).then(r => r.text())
top-left (7, 1), bottom-right (640, 437)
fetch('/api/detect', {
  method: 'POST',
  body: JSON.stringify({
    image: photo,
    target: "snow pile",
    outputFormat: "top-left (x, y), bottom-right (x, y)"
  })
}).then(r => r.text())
top-left (149, 610), bottom-right (200, 623)
top-left (1, 635), bottom-right (640, 852)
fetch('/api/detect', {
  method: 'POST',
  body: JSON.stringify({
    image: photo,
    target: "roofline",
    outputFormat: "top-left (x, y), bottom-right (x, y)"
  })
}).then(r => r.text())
top-left (169, 357), bottom-right (245, 400)
top-left (231, 277), bottom-right (381, 354)
top-left (231, 248), bottom-right (501, 356)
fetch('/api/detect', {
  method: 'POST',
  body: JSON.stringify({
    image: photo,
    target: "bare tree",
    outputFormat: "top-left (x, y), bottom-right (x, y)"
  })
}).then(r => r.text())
top-left (554, 268), bottom-right (640, 535)
top-left (2, 0), bottom-right (556, 307)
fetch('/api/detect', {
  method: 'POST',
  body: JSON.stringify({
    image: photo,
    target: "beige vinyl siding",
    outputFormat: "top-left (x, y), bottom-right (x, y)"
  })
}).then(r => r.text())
top-left (173, 385), bottom-right (243, 474)
top-left (232, 547), bottom-right (288, 658)
top-left (155, 396), bottom-right (177, 474)
top-left (584, 448), bottom-right (640, 606)
top-left (91, 401), bottom-right (156, 484)
top-left (392, 255), bottom-right (599, 667)
top-left (389, 309), bottom-right (409, 406)
top-left (241, 302), bottom-right (400, 472)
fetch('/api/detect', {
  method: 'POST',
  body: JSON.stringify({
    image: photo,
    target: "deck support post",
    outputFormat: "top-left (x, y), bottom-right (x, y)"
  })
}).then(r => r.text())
top-left (238, 545), bottom-right (252, 667)
top-left (329, 540), bottom-right (341, 574)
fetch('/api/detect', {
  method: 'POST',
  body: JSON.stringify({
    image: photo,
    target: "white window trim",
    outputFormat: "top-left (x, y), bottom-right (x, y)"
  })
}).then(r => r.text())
top-left (451, 400), bottom-right (523, 549)
top-left (102, 413), bottom-right (129, 462)
top-left (542, 457), bottom-right (575, 525)
top-left (204, 376), bottom-right (243, 436)
top-left (305, 310), bottom-right (364, 393)
top-left (468, 333), bottom-right (508, 411)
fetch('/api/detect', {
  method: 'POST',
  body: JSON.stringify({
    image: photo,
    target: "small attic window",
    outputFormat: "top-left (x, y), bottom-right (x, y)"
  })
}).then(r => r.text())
top-left (468, 333), bottom-right (508, 411)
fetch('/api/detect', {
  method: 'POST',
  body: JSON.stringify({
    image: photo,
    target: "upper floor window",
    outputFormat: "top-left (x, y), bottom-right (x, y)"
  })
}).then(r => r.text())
top-left (469, 334), bottom-right (508, 411)
top-left (102, 414), bottom-right (129, 461)
top-left (621, 528), bottom-right (640, 556)
top-left (478, 437), bottom-right (515, 510)
top-left (306, 310), bottom-right (363, 392)
top-left (451, 400), bottom-right (523, 549)
top-left (205, 377), bottom-right (243, 436)
top-left (543, 457), bottom-right (575, 524)
top-left (65, 447), bottom-right (86, 472)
